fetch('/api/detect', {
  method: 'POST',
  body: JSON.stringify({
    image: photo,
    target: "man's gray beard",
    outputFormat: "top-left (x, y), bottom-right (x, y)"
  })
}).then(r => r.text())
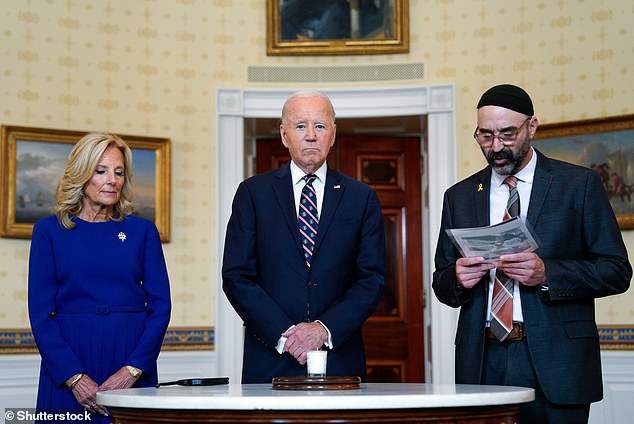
top-left (486, 143), bottom-right (530, 176)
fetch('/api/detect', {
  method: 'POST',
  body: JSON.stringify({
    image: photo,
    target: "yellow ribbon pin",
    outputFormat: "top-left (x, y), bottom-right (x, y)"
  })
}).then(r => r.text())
top-left (478, 183), bottom-right (483, 192)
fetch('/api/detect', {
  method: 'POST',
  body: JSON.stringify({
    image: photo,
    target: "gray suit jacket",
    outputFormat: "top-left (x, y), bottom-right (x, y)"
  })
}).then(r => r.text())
top-left (433, 150), bottom-right (631, 404)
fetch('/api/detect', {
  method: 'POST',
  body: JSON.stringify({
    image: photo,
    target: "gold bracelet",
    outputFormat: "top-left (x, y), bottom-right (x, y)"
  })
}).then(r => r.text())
top-left (68, 373), bottom-right (84, 390)
top-left (125, 365), bottom-right (141, 379)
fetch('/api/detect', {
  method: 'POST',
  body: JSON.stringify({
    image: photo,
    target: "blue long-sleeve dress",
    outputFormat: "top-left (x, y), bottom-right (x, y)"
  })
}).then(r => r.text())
top-left (28, 215), bottom-right (171, 423)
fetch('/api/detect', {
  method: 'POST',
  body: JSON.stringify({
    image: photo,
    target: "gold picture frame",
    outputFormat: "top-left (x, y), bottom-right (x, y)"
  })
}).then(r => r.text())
top-left (0, 125), bottom-right (171, 241)
top-left (533, 114), bottom-right (634, 230)
top-left (266, 0), bottom-right (409, 56)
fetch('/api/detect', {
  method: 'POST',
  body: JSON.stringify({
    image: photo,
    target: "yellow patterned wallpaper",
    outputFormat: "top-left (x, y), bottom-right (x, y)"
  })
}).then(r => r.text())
top-left (1, 0), bottom-right (632, 332)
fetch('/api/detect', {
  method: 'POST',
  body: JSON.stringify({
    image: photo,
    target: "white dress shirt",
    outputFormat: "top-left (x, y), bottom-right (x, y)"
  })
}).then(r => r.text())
top-left (276, 160), bottom-right (333, 354)
top-left (486, 147), bottom-right (537, 324)
top-left (290, 160), bottom-right (326, 218)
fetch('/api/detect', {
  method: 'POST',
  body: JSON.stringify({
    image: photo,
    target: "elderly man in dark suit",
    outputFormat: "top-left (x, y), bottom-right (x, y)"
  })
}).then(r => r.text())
top-left (433, 84), bottom-right (631, 424)
top-left (222, 90), bottom-right (386, 383)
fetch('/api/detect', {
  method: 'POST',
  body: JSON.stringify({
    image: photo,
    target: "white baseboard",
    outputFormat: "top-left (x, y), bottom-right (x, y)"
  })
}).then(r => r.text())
top-left (0, 355), bottom-right (39, 410)
top-left (156, 350), bottom-right (218, 383)
top-left (589, 351), bottom-right (634, 424)
top-left (0, 350), bottom-right (217, 412)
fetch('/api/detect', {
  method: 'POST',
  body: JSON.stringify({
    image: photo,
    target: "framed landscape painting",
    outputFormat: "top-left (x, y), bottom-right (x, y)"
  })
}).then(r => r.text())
top-left (532, 114), bottom-right (634, 229)
top-left (0, 125), bottom-right (171, 241)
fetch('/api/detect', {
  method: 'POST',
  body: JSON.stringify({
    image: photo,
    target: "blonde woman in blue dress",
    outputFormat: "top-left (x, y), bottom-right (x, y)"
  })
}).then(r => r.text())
top-left (28, 133), bottom-right (171, 422)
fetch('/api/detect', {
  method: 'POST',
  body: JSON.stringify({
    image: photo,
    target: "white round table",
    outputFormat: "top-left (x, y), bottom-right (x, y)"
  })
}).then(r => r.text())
top-left (98, 382), bottom-right (534, 423)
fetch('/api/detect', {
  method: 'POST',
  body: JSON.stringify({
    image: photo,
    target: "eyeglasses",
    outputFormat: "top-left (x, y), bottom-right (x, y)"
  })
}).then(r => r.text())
top-left (473, 117), bottom-right (531, 147)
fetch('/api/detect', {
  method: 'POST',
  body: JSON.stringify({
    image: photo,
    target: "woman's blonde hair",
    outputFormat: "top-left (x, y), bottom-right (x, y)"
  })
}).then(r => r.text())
top-left (56, 133), bottom-right (134, 229)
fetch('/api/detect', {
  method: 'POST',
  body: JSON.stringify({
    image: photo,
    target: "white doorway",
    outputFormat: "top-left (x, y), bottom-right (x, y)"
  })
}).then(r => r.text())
top-left (215, 85), bottom-right (458, 384)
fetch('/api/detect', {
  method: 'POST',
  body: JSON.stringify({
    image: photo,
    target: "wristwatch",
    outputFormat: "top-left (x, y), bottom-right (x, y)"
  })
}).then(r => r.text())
top-left (125, 365), bottom-right (141, 379)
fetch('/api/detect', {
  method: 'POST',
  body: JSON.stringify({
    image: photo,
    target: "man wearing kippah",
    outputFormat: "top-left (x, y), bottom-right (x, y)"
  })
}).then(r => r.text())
top-left (433, 84), bottom-right (631, 423)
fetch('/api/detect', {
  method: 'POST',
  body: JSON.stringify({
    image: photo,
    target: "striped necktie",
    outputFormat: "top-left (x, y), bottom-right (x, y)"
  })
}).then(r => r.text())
top-left (298, 174), bottom-right (319, 267)
top-left (489, 176), bottom-right (519, 341)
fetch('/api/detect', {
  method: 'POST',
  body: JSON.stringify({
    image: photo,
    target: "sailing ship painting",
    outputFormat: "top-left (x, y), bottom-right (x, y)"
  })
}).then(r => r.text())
top-left (15, 139), bottom-right (156, 224)
top-left (15, 140), bottom-right (71, 224)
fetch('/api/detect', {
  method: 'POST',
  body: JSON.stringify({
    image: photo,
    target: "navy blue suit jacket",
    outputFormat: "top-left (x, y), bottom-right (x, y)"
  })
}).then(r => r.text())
top-left (222, 163), bottom-right (386, 383)
top-left (433, 150), bottom-right (631, 405)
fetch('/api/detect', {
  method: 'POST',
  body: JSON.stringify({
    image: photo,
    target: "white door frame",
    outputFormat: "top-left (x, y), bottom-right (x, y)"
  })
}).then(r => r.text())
top-left (215, 85), bottom-right (459, 384)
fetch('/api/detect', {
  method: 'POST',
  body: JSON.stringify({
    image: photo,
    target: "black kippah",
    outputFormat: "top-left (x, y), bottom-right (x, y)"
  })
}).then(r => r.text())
top-left (477, 84), bottom-right (534, 116)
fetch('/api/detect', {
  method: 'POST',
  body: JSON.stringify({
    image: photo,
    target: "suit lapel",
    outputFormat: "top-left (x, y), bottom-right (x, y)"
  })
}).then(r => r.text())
top-left (527, 150), bottom-right (552, 228)
top-left (312, 168), bottom-right (344, 258)
top-left (474, 168), bottom-right (492, 227)
top-left (272, 164), bottom-right (305, 256)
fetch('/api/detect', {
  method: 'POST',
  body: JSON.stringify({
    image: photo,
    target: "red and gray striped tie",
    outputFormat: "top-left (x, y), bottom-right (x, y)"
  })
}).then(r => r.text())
top-left (489, 175), bottom-right (519, 341)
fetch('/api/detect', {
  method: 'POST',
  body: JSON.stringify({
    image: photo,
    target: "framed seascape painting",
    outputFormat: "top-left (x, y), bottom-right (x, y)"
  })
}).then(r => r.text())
top-left (532, 114), bottom-right (634, 230)
top-left (0, 125), bottom-right (171, 241)
top-left (266, 0), bottom-right (409, 55)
